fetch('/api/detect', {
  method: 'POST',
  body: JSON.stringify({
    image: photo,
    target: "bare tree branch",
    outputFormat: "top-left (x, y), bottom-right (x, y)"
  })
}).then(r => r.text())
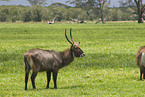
top-left (134, 0), bottom-right (139, 7)
top-left (142, 4), bottom-right (145, 12)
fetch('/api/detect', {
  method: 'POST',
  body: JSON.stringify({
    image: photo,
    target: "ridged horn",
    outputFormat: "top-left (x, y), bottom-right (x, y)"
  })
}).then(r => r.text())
top-left (70, 28), bottom-right (75, 43)
top-left (65, 28), bottom-right (73, 44)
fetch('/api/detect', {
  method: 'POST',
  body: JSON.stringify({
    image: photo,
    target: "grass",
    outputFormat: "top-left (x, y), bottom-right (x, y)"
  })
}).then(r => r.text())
top-left (0, 22), bottom-right (145, 96)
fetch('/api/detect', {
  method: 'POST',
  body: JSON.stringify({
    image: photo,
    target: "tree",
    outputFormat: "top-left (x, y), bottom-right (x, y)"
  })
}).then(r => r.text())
top-left (27, 0), bottom-right (47, 6)
top-left (134, 0), bottom-right (145, 23)
top-left (97, 0), bottom-right (110, 24)
top-left (66, 0), bottom-right (110, 23)
top-left (90, 0), bottom-right (110, 24)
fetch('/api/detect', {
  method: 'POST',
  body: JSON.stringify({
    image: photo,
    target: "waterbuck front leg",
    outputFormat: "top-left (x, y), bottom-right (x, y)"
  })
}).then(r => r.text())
top-left (31, 71), bottom-right (38, 89)
top-left (143, 73), bottom-right (145, 79)
top-left (53, 71), bottom-right (58, 89)
top-left (46, 71), bottom-right (51, 88)
top-left (140, 69), bottom-right (143, 80)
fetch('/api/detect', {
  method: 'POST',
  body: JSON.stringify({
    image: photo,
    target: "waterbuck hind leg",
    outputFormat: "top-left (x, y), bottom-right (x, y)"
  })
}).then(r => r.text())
top-left (31, 71), bottom-right (38, 89)
top-left (46, 71), bottom-right (51, 88)
top-left (53, 71), bottom-right (58, 89)
top-left (25, 70), bottom-right (30, 90)
top-left (140, 69), bottom-right (143, 80)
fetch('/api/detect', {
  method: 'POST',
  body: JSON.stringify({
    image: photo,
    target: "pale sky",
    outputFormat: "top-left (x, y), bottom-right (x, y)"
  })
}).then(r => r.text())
top-left (0, 0), bottom-right (121, 7)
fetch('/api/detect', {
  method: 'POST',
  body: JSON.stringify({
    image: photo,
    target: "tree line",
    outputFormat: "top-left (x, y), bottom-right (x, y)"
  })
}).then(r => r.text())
top-left (0, 4), bottom-right (139, 22)
top-left (0, 0), bottom-right (145, 23)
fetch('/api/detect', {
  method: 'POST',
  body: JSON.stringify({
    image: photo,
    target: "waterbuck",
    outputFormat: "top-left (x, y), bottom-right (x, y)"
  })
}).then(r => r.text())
top-left (23, 28), bottom-right (85, 90)
top-left (136, 46), bottom-right (145, 80)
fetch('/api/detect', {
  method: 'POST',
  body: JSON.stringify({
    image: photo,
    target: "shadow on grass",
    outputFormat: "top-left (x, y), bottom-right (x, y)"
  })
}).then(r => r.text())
top-left (23, 85), bottom-right (84, 91)
top-left (0, 53), bottom-right (21, 62)
top-left (59, 85), bottom-right (84, 89)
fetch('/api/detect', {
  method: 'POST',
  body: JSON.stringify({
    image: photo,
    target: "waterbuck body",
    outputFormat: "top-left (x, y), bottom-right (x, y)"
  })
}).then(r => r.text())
top-left (23, 29), bottom-right (85, 90)
top-left (136, 46), bottom-right (145, 80)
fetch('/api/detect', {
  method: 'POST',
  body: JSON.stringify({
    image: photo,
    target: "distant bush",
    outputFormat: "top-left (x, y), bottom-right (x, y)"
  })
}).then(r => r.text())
top-left (22, 9), bottom-right (32, 22)
top-left (0, 13), bottom-right (7, 22)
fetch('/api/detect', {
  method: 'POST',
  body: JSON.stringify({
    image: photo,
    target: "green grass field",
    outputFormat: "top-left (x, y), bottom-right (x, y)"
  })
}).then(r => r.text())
top-left (0, 22), bottom-right (145, 96)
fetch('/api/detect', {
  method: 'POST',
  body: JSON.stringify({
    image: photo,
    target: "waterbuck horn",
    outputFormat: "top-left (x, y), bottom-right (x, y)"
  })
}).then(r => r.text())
top-left (70, 28), bottom-right (75, 43)
top-left (65, 28), bottom-right (73, 44)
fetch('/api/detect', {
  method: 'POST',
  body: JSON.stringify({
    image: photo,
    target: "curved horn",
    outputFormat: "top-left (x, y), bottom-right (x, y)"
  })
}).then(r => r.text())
top-left (70, 28), bottom-right (75, 43)
top-left (65, 28), bottom-right (73, 44)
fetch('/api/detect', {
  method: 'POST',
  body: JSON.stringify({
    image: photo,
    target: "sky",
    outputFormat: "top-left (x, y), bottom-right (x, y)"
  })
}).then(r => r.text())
top-left (0, 0), bottom-right (120, 7)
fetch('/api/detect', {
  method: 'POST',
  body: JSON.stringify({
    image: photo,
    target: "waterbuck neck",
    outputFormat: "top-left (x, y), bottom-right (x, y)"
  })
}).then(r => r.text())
top-left (60, 47), bottom-right (74, 67)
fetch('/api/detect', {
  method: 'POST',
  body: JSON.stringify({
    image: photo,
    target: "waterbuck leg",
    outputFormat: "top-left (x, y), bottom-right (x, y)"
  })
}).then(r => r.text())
top-left (53, 71), bottom-right (58, 89)
top-left (46, 71), bottom-right (51, 88)
top-left (143, 73), bottom-right (145, 79)
top-left (143, 74), bottom-right (145, 79)
top-left (140, 69), bottom-right (143, 80)
top-left (25, 70), bottom-right (30, 90)
top-left (31, 71), bottom-right (38, 89)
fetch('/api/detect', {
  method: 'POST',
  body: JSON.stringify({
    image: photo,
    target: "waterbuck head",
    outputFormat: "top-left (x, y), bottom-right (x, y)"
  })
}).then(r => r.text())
top-left (65, 28), bottom-right (85, 57)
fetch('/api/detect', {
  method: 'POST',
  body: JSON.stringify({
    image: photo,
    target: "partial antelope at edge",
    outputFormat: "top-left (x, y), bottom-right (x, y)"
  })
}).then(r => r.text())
top-left (136, 46), bottom-right (145, 80)
top-left (23, 28), bottom-right (85, 90)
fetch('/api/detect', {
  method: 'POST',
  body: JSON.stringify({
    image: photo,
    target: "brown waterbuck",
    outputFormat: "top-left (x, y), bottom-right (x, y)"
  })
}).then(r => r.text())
top-left (136, 46), bottom-right (145, 80)
top-left (23, 28), bottom-right (85, 90)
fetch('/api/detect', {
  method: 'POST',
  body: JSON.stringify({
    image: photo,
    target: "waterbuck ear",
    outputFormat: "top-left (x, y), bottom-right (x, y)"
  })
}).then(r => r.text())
top-left (77, 42), bottom-right (80, 46)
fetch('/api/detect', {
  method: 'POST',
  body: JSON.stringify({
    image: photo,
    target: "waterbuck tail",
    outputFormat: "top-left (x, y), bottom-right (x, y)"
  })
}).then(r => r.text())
top-left (23, 55), bottom-right (30, 72)
top-left (23, 55), bottom-right (31, 90)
